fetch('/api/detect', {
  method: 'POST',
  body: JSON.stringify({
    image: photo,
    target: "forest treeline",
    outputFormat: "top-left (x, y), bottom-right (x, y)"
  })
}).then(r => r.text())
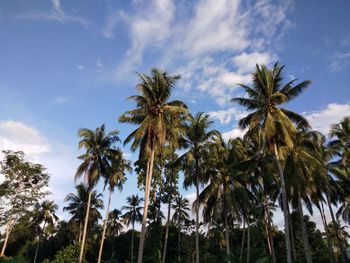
top-left (0, 63), bottom-right (349, 263)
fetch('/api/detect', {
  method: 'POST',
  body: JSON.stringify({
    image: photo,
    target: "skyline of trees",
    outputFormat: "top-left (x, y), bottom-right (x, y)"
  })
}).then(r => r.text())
top-left (0, 64), bottom-right (349, 263)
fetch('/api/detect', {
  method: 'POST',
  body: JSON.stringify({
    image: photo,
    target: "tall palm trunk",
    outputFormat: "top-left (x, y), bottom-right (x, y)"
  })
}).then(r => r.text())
top-left (34, 221), bottom-right (47, 263)
top-left (298, 197), bottom-right (312, 263)
top-left (137, 146), bottom-right (155, 263)
top-left (79, 189), bottom-right (92, 263)
top-left (98, 188), bottom-right (113, 263)
top-left (287, 205), bottom-right (296, 261)
top-left (195, 173), bottom-right (200, 263)
top-left (131, 221), bottom-right (135, 263)
top-left (205, 223), bottom-right (211, 263)
top-left (0, 221), bottom-right (12, 257)
top-left (78, 221), bottom-right (83, 243)
top-left (246, 218), bottom-right (250, 263)
top-left (162, 193), bottom-right (172, 263)
top-left (273, 142), bottom-right (292, 263)
top-left (178, 220), bottom-right (181, 263)
top-left (223, 194), bottom-right (231, 263)
top-left (326, 193), bottom-right (346, 263)
top-left (319, 202), bottom-right (334, 263)
top-left (265, 198), bottom-right (276, 263)
top-left (240, 217), bottom-right (246, 262)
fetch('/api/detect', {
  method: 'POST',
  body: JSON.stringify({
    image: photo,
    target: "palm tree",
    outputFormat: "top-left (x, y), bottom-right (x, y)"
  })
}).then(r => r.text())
top-left (122, 194), bottom-right (143, 263)
top-left (174, 112), bottom-right (218, 263)
top-left (98, 149), bottom-right (130, 263)
top-left (75, 124), bottom-right (120, 263)
top-left (232, 62), bottom-right (311, 263)
top-left (171, 196), bottom-right (190, 263)
top-left (329, 116), bottom-right (350, 167)
top-left (63, 183), bottom-right (104, 242)
top-left (32, 200), bottom-right (58, 263)
top-left (119, 68), bottom-right (187, 263)
top-left (107, 209), bottom-right (124, 237)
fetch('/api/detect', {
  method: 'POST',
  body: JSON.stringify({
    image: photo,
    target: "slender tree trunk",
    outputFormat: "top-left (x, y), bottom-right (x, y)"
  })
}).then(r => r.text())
top-left (178, 222), bottom-right (181, 263)
top-left (298, 197), bottom-right (312, 263)
top-left (326, 193), bottom-right (346, 263)
top-left (319, 202), bottom-right (334, 263)
top-left (137, 146), bottom-right (155, 263)
top-left (205, 222), bottom-right (211, 263)
top-left (78, 221), bottom-right (83, 243)
top-left (273, 142), bottom-right (292, 263)
top-left (195, 174), bottom-right (200, 263)
top-left (131, 222), bottom-right (135, 263)
top-left (162, 194), bottom-right (172, 263)
top-left (79, 189), bottom-right (92, 263)
top-left (265, 198), bottom-right (276, 263)
top-left (246, 218), bottom-right (250, 263)
top-left (223, 200), bottom-right (231, 263)
top-left (288, 205), bottom-right (296, 261)
top-left (240, 217), bottom-right (246, 262)
top-left (0, 221), bottom-right (12, 257)
top-left (98, 188), bottom-right (113, 263)
top-left (34, 221), bottom-right (47, 263)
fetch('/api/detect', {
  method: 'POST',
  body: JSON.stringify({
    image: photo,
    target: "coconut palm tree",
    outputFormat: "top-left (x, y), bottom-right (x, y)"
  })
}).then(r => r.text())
top-left (174, 112), bottom-right (218, 263)
top-left (171, 196), bottom-right (190, 263)
top-left (329, 116), bottom-right (350, 167)
top-left (63, 183), bottom-right (104, 242)
top-left (107, 209), bottom-right (124, 238)
top-left (119, 68), bottom-right (187, 263)
top-left (97, 149), bottom-right (130, 263)
top-left (32, 200), bottom-right (58, 263)
top-left (232, 62), bottom-right (311, 263)
top-left (122, 194), bottom-right (143, 263)
top-left (75, 124), bottom-right (120, 263)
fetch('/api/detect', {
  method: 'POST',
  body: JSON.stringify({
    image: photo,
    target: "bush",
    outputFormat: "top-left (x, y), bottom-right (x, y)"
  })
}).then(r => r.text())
top-left (0, 256), bottom-right (28, 263)
top-left (43, 244), bottom-right (86, 263)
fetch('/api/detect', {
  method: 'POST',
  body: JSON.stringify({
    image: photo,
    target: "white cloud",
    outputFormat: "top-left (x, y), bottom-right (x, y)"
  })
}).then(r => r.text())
top-left (105, 0), bottom-right (294, 105)
top-left (222, 127), bottom-right (247, 140)
top-left (54, 96), bottom-right (69, 105)
top-left (14, 0), bottom-right (90, 28)
top-left (232, 52), bottom-right (274, 73)
top-left (303, 103), bottom-right (350, 135)
top-left (0, 120), bottom-right (78, 216)
top-left (208, 107), bottom-right (248, 125)
top-left (77, 65), bottom-right (84, 70)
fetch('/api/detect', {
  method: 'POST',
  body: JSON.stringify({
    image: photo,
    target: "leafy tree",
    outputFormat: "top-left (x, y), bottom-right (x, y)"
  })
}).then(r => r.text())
top-left (232, 62), bottom-right (311, 263)
top-left (97, 149), bottom-right (130, 263)
top-left (122, 195), bottom-right (143, 263)
top-left (174, 112), bottom-right (218, 263)
top-left (32, 200), bottom-right (59, 263)
top-left (119, 68), bottom-right (187, 263)
top-left (75, 124), bottom-right (119, 263)
top-left (63, 184), bottom-right (104, 242)
top-left (0, 151), bottom-right (50, 257)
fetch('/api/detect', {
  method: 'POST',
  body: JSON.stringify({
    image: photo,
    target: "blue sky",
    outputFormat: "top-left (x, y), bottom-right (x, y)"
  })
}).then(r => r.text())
top-left (0, 0), bottom-right (349, 225)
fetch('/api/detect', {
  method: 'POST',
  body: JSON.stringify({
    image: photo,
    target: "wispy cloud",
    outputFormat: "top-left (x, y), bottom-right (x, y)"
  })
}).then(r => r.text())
top-left (54, 96), bottom-right (70, 105)
top-left (14, 0), bottom-right (90, 28)
top-left (329, 52), bottom-right (350, 72)
top-left (106, 0), bottom-right (293, 105)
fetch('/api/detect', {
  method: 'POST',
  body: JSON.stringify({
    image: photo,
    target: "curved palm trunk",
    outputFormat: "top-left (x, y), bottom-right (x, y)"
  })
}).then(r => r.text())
top-left (0, 221), bottom-right (13, 257)
top-left (131, 222), bottom-right (135, 263)
top-left (98, 188), bottom-right (113, 263)
top-left (223, 194), bottom-right (231, 263)
top-left (319, 202), bottom-right (334, 263)
top-left (162, 195), bottom-right (172, 263)
top-left (246, 218), bottom-right (250, 263)
top-left (287, 205), bottom-right (296, 261)
top-left (79, 189), bottom-right (92, 263)
top-left (273, 142), bottom-right (292, 263)
top-left (240, 217), bottom-right (246, 262)
top-left (34, 221), bottom-right (47, 263)
top-left (298, 197), bottom-right (312, 263)
top-left (137, 147), bottom-right (155, 263)
top-left (264, 198), bottom-right (276, 263)
top-left (195, 174), bottom-right (200, 263)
